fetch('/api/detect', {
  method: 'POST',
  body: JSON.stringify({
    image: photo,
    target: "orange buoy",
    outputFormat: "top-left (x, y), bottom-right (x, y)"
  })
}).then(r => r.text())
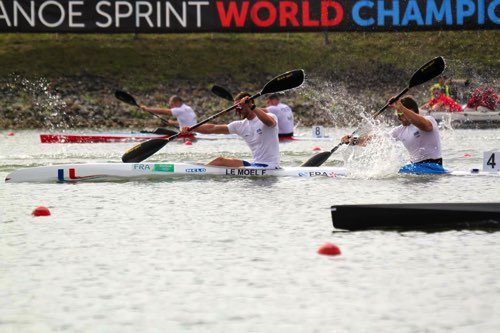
top-left (318, 242), bottom-right (341, 256)
top-left (32, 206), bottom-right (51, 217)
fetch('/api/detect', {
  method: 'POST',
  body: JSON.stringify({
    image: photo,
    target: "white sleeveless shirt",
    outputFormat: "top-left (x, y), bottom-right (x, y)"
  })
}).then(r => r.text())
top-left (171, 104), bottom-right (197, 128)
top-left (227, 114), bottom-right (280, 168)
top-left (389, 116), bottom-right (442, 163)
top-left (266, 103), bottom-right (294, 134)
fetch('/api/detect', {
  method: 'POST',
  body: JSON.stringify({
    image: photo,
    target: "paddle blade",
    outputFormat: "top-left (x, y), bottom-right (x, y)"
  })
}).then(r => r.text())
top-left (300, 151), bottom-right (332, 167)
top-left (408, 56), bottom-right (446, 88)
top-left (372, 56), bottom-right (446, 118)
top-left (260, 69), bottom-right (305, 96)
top-left (115, 90), bottom-right (139, 107)
top-left (151, 128), bottom-right (178, 136)
top-left (211, 85), bottom-right (233, 101)
top-left (122, 139), bottom-right (170, 163)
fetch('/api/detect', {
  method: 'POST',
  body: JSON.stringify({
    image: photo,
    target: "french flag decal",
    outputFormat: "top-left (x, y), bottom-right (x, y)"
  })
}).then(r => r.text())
top-left (57, 168), bottom-right (99, 182)
top-left (58, 169), bottom-right (64, 181)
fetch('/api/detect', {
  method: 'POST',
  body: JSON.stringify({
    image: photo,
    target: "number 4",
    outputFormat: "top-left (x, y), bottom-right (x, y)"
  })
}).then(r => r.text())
top-left (486, 153), bottom-right (496, 169)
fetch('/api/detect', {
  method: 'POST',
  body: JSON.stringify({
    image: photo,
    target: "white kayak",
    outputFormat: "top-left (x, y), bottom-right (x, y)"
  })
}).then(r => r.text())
top-left (4, 163), bottom-right (348, 183)
top-left (426, 110), bottom-right (500, 129)
top-left (5, 162), bottom-right (499, 183)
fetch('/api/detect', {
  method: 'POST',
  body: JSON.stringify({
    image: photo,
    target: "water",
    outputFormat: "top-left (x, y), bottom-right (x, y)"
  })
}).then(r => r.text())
top-left (1, 128), bottom-right (500, 333)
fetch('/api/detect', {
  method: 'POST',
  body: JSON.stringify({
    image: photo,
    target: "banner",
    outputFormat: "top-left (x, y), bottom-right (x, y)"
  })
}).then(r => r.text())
top-left (0, 0), bottom-right (498, 33)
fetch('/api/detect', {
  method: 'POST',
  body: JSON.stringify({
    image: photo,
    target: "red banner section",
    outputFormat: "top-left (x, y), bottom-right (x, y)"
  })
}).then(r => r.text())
top-left (0, 0), bottom-right (498, 33)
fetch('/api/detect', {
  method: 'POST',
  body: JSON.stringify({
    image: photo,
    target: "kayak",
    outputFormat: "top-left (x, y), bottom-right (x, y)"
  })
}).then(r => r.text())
top-left (331, 202), bottom-right (500, 231)
top-left (39, 132), bottom-right (334, 143)
top-left (427, 110), bottom-right (500, 129)
top-left (4, 163), bottom-right (348, 183)
top-left (39, 132), bottom-right (240, 143)
top-left (5, 162), bottom-right (499, 183)
top-left (41, 132), bottom-right (170, 143)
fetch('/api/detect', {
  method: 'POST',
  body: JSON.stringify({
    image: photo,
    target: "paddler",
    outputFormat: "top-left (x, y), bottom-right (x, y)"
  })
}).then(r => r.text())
top-left (341, 96), bottom-right (446, 174)
top-left (179, 92), bottom-right (280, 169)
top-left (141, 95), bottom-right (197, 129)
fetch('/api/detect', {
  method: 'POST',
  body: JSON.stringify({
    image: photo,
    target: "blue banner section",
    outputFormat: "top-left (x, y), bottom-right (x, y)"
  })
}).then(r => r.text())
top-left (0, 0), bottom-right (498, 33)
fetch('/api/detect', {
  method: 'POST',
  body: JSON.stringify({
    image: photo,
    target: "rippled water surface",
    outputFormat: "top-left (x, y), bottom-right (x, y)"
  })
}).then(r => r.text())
top-left (1, 128), bottom-right (500, 333)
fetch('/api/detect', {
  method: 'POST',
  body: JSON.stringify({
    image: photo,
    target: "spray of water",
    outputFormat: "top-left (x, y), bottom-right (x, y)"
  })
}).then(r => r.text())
top-left (3, 74), bottom-right (69, 129)
top-left (298, 77), bottom-right (367, 127)
top-left (341, 126), bottom-right (407, 179)
top-left (297, 76), bottom-right (409, 178)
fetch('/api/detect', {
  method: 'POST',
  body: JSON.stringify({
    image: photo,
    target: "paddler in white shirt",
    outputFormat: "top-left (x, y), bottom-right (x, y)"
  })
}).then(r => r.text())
top-left (341, 95), bottom-right (445, 173)
top-left (179, 92), bottom-right (281, 169)
top-left (141, 95), bottom-right (197, 128)
top-left (265, 93), bottom-right (295, 138)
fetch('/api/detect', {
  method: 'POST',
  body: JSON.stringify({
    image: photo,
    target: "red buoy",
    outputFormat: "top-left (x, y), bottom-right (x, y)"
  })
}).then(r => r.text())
top-left (318, 242), bottom-right (341, 256)
top-left (185, 140), bottom-right (193, 145)
top-left (312, 147), bottom-right (321, 151)
top-left (7, 132), bottom-right (15, 136)
top-left (32, 206), bottom-right (51, 217)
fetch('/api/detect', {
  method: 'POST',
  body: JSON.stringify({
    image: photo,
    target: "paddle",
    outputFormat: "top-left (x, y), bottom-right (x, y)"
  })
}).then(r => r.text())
top-left (211, 85), bottom-right (234, 101)
top-left (121, 69), bottom-right (306, 163)
top-left (300, 56), bottom-right (446, 167)
top-left (115, 90), bottom-right (171, 125)
top-left (140, 128), bottom-right (178, 136)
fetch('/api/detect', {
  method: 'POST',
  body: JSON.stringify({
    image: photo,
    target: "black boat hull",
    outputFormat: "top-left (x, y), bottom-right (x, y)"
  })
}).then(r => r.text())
top-left (331, 202), bottom-right (500, 231)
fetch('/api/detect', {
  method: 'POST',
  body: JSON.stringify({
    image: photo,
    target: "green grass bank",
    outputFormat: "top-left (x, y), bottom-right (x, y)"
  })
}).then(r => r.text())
top-left (0, 31), bottom-right (498, 129)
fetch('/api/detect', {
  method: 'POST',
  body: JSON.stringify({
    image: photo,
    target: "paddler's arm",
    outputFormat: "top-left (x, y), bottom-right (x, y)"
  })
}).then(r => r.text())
top-left (141, 105), bottom-right (173, 116)
top-left (180, 123), bottom-right (230, 135)
top-left (240, 95), bottom-right (276, 128)
top-left (341, 134), bottom-right (371, 146)
top-left (392, 99), bottom-right (433, 132)
top-left (254, 106), bottom-right (277, 127)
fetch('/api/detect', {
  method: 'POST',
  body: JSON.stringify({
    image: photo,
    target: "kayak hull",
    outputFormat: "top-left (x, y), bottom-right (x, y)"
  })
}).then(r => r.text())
top-left (5, 162), bottom-right (499, 184)
top-left (331, 202), bottom-right (500, 231)
top-left (429, 111), bottom-right (500, 129)
top-left (39, 133), bottom-right (333, 143)
top-left (5, 163), bottom-right (348, 183)
top-left (40, 133), bottom-right (201, 143)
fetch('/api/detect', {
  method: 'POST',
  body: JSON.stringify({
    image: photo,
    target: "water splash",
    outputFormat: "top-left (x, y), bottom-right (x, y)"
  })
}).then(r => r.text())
top-left (298, 77), bottom-right (368, 127)
top-left (341, 123), bottom-right (408, 179)
top-left (3, 74), bottom-right (70, 129)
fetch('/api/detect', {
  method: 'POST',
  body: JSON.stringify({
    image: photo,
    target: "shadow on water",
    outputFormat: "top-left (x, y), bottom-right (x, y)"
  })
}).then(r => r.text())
top-left (396, 174), bottom-right (444, 185)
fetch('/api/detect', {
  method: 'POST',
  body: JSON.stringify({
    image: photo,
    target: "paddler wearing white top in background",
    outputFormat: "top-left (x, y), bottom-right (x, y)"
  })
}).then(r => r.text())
top-left (265, 93), bottom-right (295, 137)
top-left (141, 95), bottom-right (197, 128)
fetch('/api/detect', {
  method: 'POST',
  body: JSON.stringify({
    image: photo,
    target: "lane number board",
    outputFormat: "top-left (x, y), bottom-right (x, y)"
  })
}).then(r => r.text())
top-left (483, 151), bottom-right (499, 171)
